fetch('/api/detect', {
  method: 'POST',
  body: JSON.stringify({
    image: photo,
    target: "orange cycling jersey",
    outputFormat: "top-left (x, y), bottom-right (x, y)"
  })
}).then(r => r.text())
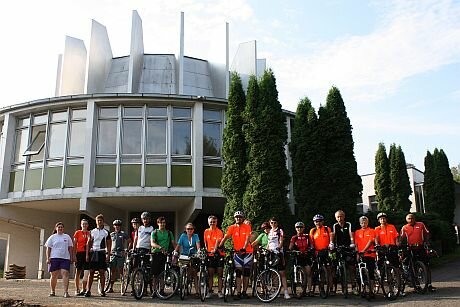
top-left (375, 224), bottom-right (399, 246)
top-left (309, 226), bottom-right (331, 251)
top-left (226, 223), bottom-right (253, 253)
top-left (400, 222), bottom-right (429, 246)
top-left (73, 230), bottom-right (90, 253)
top-left (204, 227), bottom-right (225, 256)
top-left (355, 228), bottom-right (376, 258)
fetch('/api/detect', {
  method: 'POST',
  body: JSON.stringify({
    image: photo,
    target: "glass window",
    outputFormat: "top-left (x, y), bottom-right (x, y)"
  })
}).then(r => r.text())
top-left (147, 120), bottom-right (166, 155)
top-left (173, 108), bottom-right (191, 118)
top-left (18, 117), bottom-right (30, 128)
top-left (148, 107), bottom-right (167, 117)
top-left (69, 121), bottom-right (86, 157)
top-left (48, 123), bottom-right (66, 158)
top-left (24, 125), bottom-right (46, 161)
top-left (99, 107), bottom-right (118, 118)
top-left (72, 109), bottom-right (87, 119)
top-left (97, 120), bottom-right (117, 155)
top-left (51, 111), bottom-right (67, 122)
top-left (14, 129), bottom-right (29, 162)
top-left (204, 109), bottom-right (221, 121)
top-left (122, 120), bottom-right (142, 155)
top-left (172, 121), bottom-right (191, 155)
top-left (203, 122), bottom-right (221, 157)
top-left (124, 107), bottom-right (143, 117)
top-left (33, 114), bottom-right (48, 125)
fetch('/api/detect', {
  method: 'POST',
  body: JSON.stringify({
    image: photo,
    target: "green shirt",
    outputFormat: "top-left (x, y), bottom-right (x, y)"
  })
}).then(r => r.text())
top-left (151, 229), bottom-right (174, 253)
top-left (256, 233), bottom-right (269, 248)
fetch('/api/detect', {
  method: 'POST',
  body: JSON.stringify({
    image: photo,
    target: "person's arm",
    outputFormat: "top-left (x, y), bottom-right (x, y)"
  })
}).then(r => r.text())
top-left (86, 234), bottom-right (93, 262)
top-left (219, 230), bottom-right (231, 248)
top-left (278, 230), bottom-right (284, 249)
top-left (422, 223), bottom-right (430, 243)
top-left (170, 233), bottom-right (177, 250)
top-left (349, 223), bottom-right (355, 245)
top-left (175, 235), bottom-right (182, 253)
top-left (288, 236), bottom-right (295, 250)
top-left (46, 246), bottom-right (52, 264)
top-left (330, 225), bottom-right (336, 244)
top-left (132, 230), bottom-right (138, 250)
top-left (73, 235), bottom-right (78, 260)
top-left (105, 233), bottom-right (112, 262)
top-left (196, 235), bottom-right (201, 250)
top-left (251, 234), bottom-right (261, 247)
top-left (151, 231), bottom-right (162, 250)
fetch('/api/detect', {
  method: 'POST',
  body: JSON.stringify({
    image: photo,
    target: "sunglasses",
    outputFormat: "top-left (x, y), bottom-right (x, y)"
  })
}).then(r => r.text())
top-left (235, 216), bottom-right (244, 219)
top-left (270, 221), bottom-right (277, 224)
top-left (209, 221), bottom-right (217, 224)
top-left (314, 220), bottom-right (323, 222)
top-left (295, 226), bottom-right (304, 228)
top-left (186, 228), bottom-right (194, 230)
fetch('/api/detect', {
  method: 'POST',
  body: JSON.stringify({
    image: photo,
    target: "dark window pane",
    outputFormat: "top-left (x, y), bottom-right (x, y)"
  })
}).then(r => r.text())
top-left (172, 121), bottom-right (191, 155)
top-left (203, 109), bottom-right (221, 121)
top-left (147, 120), bottom-right (166, 155)
top-left (203, 122), bottom-right (221, 157)
top-left (173, 108), bottom-right (191, 118)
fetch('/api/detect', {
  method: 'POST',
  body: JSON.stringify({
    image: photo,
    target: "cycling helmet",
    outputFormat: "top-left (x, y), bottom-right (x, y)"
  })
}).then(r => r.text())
top-left (295, 221), bottom-right (305, 228)
top-left (141, 211), bottom-right (151, 219)
top-left (131, 217), bottom-right (140, 224)
top-left (260, 222), bottom-right (270, 230)
top-left (233, 211), bottom-right (245, 218)
top-left (377, 212), bottom-right (387, 220)
top-left (313, 214), bottom-right (324, 221)
top-left (112, 219), bottom-right (122, 226)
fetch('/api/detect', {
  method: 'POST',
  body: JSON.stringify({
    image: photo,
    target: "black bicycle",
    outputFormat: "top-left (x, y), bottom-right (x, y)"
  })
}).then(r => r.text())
top-left (156, 251), bottom-right (179, 300)
top-left (333, 246), bottom-right (356, 298)
top-left (253, 247), bottom-right (281, 303)
top-left (375, 245), bottom-right (400, 300)
top-left (131, 251), bottom-right (153, 300)
top-left (356, 252), bottom-right (373, 300)
top-left (311, 249), bottom-right (330, 299)
top-left (399, 244), bottom-right (429, 294)
top-left (223, 249), bottom-right (236, 302)
top-left (287, 250), bottom-right (312, 298)
top-left (120, 249), bottom-right (135, 295)
top-left (197, 248), bottom-right (212, 302)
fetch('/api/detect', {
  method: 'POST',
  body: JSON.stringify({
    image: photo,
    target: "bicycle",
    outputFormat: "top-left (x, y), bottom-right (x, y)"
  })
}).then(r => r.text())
top-left (311, 249), bottom-right (330, 299)
top-left (96, 266), bottom-right (111, 295)
top-left (333, 246), bottom-right (356, 298)
top-left (156, 251), bottom-right (179, 300)
top-left (287, 250), bottom-right (311, 298)
top-left (356, 252), bottom-right (375, 300)
top-left (121, 249), bottom-right (135, 295)
top-left (222, 249), bottom-right (236, 302)
top-left (253, 247), bottom-right (281, 303)
top-left (131, 251), bottom-right (153, 300)
top-left (375, 245), bottom-right (400, 300)
top-left (398, 244), bottom-right (430, 295)
top-left (197, 248), bottom-right (212, 302)
top-left (178, 253), bottom-right (196, 300)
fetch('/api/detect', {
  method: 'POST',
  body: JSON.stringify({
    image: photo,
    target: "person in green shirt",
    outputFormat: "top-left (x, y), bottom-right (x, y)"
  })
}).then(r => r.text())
top-left (251, 222), bottom-right (271, 248)
top-left (150, 216), bottom-right (176, 298)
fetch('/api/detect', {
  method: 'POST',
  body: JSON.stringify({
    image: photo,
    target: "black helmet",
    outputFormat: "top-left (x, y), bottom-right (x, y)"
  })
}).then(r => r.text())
top-left (141, 212), bottom-right (151, 219)
top-left (131, 217), bottom-right (140, 224)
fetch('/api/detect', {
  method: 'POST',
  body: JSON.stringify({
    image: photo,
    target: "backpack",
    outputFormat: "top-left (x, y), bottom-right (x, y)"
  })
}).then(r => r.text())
top-left (152, 229), bottom-right (173, 252)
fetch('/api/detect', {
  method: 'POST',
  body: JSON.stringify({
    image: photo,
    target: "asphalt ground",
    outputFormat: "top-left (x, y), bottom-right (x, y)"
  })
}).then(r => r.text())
top-left (0, 259), bottom-right (459, 306)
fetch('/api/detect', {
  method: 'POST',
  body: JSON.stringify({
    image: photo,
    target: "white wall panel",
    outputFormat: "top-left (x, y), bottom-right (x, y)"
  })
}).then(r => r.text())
top-left (128, 10), bottom-right (144, 93)
top-left (87, 20), bottom-right (113, 94)
top-left (59, 36), bottom-right (87, 96)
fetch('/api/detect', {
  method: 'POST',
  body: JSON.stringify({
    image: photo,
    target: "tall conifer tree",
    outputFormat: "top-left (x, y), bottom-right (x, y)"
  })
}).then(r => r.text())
top-left (289, 97), bottom-right (322, 222)
top-left (222, 73), bottom-right (247, 229)
top-left (243, 70), bottom-right (290, 227)
top-left (374, 143), bottom-right (392, 211)
top-left (389, 144), bottom-right (412, 211)
top-left (317, 87), bottom-right (362, 223)
top-left (423, 150), bottom-right (435, 213)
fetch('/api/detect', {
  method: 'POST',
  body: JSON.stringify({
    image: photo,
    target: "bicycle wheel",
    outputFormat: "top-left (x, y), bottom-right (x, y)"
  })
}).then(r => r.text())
top-left (318, 265), bottom-right (329, 299)
top-left (255, 268), bottom-right (281, 303)
top-left (290, 266), bottom-right (305, 298)
top-left (120, 263), bottom-right (131, 295)
top-left (360, 267), bottom-right (370, 299)
top-left (381, 265), bottom-right (400, 300)
top-left (199, 269), bottom-right (208, 302)
top-left (223, 266), bottom-right (233, 302)
top-left (131, 268), bottom-right (145, 300)
top-left (98, 267), bottom-right (110, 294)
top-left (251, 264), bottom-right (258, 298)
top-left (414, 261), bottom-right (428, 294)
top-left (339, 264), bottom-right (348, 298)
top-left (156, 269), bottom-right (179, 300)
top-left (179, 267), bottom-right (187, 300)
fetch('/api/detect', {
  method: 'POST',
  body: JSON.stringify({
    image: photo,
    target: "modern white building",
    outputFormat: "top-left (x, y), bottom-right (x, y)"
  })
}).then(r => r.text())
top-left (0, 11), bottom-right (296, 278)
top-left (359, 164), bottom-right (425, 214)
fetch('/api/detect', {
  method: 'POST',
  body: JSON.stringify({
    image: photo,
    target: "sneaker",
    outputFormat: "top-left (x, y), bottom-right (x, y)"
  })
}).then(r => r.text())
top-left (241, 292), bottom-right (249, 299)
top-left (84, 291), bottom-right (91, 297)
top-left (75, 290), bottom-right (80, 296)
top-left (428, 285), bottom-right (437, 292)
top-left (48, 292), bottom-right (55, 297)
top-left (77, 290), bottom-right (86, 296)
top-left (218, 292), bottom-right (224, 299)
top-left (64, 292), bottom-right (70, 298)
top-left (400, 291), bottom-right (406, 297)
top-left (100, 291), bottom-right (106, 297)
top-left (206, 292), bottom-right (212, 299)
top-left (284, 291), bottom-right (291, 299)
top-left (352, 288), bottom-right (359, 296)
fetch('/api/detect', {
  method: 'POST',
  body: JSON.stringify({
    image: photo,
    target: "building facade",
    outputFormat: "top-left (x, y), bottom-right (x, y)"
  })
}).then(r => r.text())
top-left (0, 11), bottom-right (295, 278)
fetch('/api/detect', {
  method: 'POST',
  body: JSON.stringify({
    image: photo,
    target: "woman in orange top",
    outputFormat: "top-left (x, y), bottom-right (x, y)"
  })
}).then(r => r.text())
top-left (203, 215), bottom-right (225, 298)
top-left (73, 219), bottom-right (90, 296)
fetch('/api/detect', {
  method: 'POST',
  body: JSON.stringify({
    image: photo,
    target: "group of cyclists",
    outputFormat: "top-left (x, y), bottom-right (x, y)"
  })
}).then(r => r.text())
top-left (69, 209), bottom-right (436, 302)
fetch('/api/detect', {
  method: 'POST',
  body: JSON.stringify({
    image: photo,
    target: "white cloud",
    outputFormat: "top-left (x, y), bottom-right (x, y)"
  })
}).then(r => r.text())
top-left (272, 0), bottom-right (460, 108)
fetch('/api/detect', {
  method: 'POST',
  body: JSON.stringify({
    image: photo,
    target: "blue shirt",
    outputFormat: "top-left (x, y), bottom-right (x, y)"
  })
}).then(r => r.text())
top-left (177, 233), bottom-right (200, 256)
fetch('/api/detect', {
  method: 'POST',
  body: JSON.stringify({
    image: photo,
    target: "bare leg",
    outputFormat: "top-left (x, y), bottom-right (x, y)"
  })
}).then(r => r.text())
top-left (62, 269), bottom-right (70, 294)
top-left (235, 268), bottom-right (242, 294)
top-left (82, 270), bottom-right (89, 292)
top-left (99, 269), bottom-right (106, 293)
top-left (217, 267), bottom-right (223, 293)
top-left (50, 271), bottom-right (58, 294)
top-left (243, 276), bottom-right (249, 293)
top-left (75, 268), bottom-right (82, 293)
top-left (305, 266), bottom-right (312, 292)
top-left (87, 270), bottom-right (95, 292)
top-left (280, 270), bottom-right (289, 292)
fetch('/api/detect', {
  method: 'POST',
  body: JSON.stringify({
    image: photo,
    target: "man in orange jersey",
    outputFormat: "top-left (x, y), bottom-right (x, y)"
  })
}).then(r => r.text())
top-left (374, 212), bottom-right (400, 273)
top-left (204, 215), bottom-right (225, 298)
top-left (354, 216), bottom-right (376, 297)
top-left (220, 211), bottom-right (253, 299)
top-left (400, 213), bottom-right (435, 292)
top-left (309, 214), bottom-right (333, 291)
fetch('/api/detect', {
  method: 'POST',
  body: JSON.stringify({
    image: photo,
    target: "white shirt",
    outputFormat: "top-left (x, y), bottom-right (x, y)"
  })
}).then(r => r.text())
top-left (91, 228), bottom-right (110, 251)
top-left (45, 233), bottom-right (73, 259)
top-left (268, 228), bottom-right (284, 253)
top-left (136, 225), bottom-right (154, 249)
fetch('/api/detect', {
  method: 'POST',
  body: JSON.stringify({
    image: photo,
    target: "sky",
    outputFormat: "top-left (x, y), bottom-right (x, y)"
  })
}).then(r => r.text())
top-left (0, 0), bottom-right (459, 175)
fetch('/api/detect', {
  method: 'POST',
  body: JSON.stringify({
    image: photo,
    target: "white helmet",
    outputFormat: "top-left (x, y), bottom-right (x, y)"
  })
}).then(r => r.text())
top-left (234, 211), bottom-right (245, 218)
